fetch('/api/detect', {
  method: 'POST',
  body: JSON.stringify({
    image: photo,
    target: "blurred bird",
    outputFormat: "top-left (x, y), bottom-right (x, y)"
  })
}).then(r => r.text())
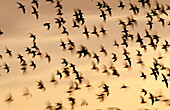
top-left (22, 87), bottom-right (32, 97)
top-left (5, 93), bottom-right (14, 104)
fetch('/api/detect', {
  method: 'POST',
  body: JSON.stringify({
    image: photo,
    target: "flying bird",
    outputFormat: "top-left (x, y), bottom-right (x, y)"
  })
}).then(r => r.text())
top-left (32, 6), bottom-right (39, 19)
top-left (43, 23), bottom-right (50, 30)
top-left (31, 0), bottom-right (39, 8)
top-left (17, 2), bottom-right (25, 14)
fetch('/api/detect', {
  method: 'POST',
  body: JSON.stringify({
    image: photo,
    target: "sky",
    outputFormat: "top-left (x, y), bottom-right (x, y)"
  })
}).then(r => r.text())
top-left (0, 0), bottom-right (170, 110)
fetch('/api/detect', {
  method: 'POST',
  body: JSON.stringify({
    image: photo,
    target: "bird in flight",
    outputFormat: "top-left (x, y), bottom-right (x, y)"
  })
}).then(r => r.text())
top-left (17, 2), bottom-right (25, 14)
top-left (32, 6), bottom-right (39, 19)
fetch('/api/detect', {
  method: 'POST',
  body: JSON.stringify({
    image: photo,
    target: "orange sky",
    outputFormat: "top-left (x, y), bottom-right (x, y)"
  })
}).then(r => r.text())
top-left (0, 0), bottom-right (170, 110)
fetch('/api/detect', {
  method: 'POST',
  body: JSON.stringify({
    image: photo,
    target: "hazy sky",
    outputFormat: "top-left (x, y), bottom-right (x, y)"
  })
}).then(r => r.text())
top-left (0, 0), bottom-right (170, 110)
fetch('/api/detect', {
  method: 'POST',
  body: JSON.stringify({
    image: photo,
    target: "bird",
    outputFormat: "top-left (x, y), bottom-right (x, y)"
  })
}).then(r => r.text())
top-left (46, 0), bottom-right (54, 3)
top-left (93, 52), bottom-right (100, 63)
top-left (162, 73), bottom-right (168, 88)
top-left (102, 65), bottom-right (110, 76)
top-left (72, 19), bottom-right (79, 28)
top-left (141, 88), bottom-right (147, 96)
top-left (4, 63), bottom-right (10, 73)
top-left (105, 5), bottom-right (112, 16)
top-left (120, 84), bottom-right (128, 89)
top-left (43, 23), bottom-right (50, 30)
top-left (68, 97), bottom-right (76, 110)
top-left (61, 26), bottom-right (69, 35)
top-left (45, 101), bottom-right (53, 110)
top-left (118, 0), bottom-right (125, 10)
top-left (32, 6), bottom-right (39, 19)
top-left (100, 25), bottom-right (106, 35)
top-left (61, 58), bottom-right (68, 66)
top-left (83, 25), bottom-right (89, 39)
top-left (140, 96), bottom-right (147, 104)
top-left (0, 29), bottom-right (3, 35)
top-left (37, 80), bottom-right (46, 91)
top-left (22, 87), bottom-right (32, 97)
top-left (60, 40), bottom-right (66, 50)
top-left (4, 93), bottom-right (14, 104)
top-left (80, 99), bottom-right (88, 106)
top-left (50, 73), bottom-right (58, 86)
top-left (96, 1), bottom-right (102, 9)
top-left (17, 2), bottom-right (25, 14)
top-left (56, 9), bottom-right (63, 16)
top-left (140, 71), bottom-right (147, 80)
top-left (30, 60), bottom-right (36, 70)
top-left (149, 93), bottom-right (155, 105)
top-left (91, 61), bottom-right (99, 72)
top-left (5, 47), bottom-right (12, 57)
top-left (91, 25), bottom-right (99, 37)
top-left (31, 0), bottom-right (39, 8)
top-left (45, 53), bottom-right (51, 63)
top-left (113, 40), bottom-right (119, 48)
top-left (100, 9), bottom-right (106, 22)
top-left (17, 54), bottom-right (24, 63)
top-left (100, 45), bottom-right (107, 56)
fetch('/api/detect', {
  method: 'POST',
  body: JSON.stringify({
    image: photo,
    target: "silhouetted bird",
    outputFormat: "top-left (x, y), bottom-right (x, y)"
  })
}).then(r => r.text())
top-left (149, 93), bottom-right (155, 105)
top-left (100, 9), bottom-right (106, 22)
top-left (96, 2), bottom-right (102, 9)
top-left (91, 25), bottom-right (99, 37)
top-left (45, 53), bottom-right (51, 63)
top-left (118, 0), bottom-right (125, 10)
top-left (17, 2), bottom-right (25, 14)
top-left (100, 45), bottom-right (107, 56)
top-left (83, 25), bottom-right (89, 39)
top-left (6, 47), bottom-right (12, 57)
top-left (72, 19), bottom-right (79, 28)
top-left (56, 9), bottom-right (63, 16)
top-left (162, 40), bottom-right (170, 51)
top-left (60, 40), bottom-right (66, 50)
top-left (106, 5), bottom-right (112, 16)
top-left (68, 97), bottom-right (76, 110)
top-left (61, 26), bottom-right (69, 35)
top-left (30, 60), bottom-right (36, 70)
top-left (0, 29), bottom-right (3, 35)
top-left (140, 71), bottom-right (147, 80)
top-left (37, 80), bottom-right (46, 91)
top-left (4, 63), bottom-right (10, 73)
top-left (32, 6), bottom-right (39, 19)
top-left (140, 96), bottom-right (147, 104)
top-left (44, 23), bottom-right (50, 30)
top-left (46, 0), bottom-right (54, 3)
top-left (17, 54), bottom-right (24, 63)
top-left (31, 0), bottom-right (39, 8)
top-left (162, 73), bottom-right (168, 88)
top-left (61, 58), bottom-right (68, 66)
top-left (93, 52), bottom-right (100, 63)
top-left (141, 88), bottom-right (147, 96)
top-left (55, 0), bottom-right (62, 9)
top-left (91, 61), bottom-right (99, 72)
top-left (100, 25), bottom-right (106, 35)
